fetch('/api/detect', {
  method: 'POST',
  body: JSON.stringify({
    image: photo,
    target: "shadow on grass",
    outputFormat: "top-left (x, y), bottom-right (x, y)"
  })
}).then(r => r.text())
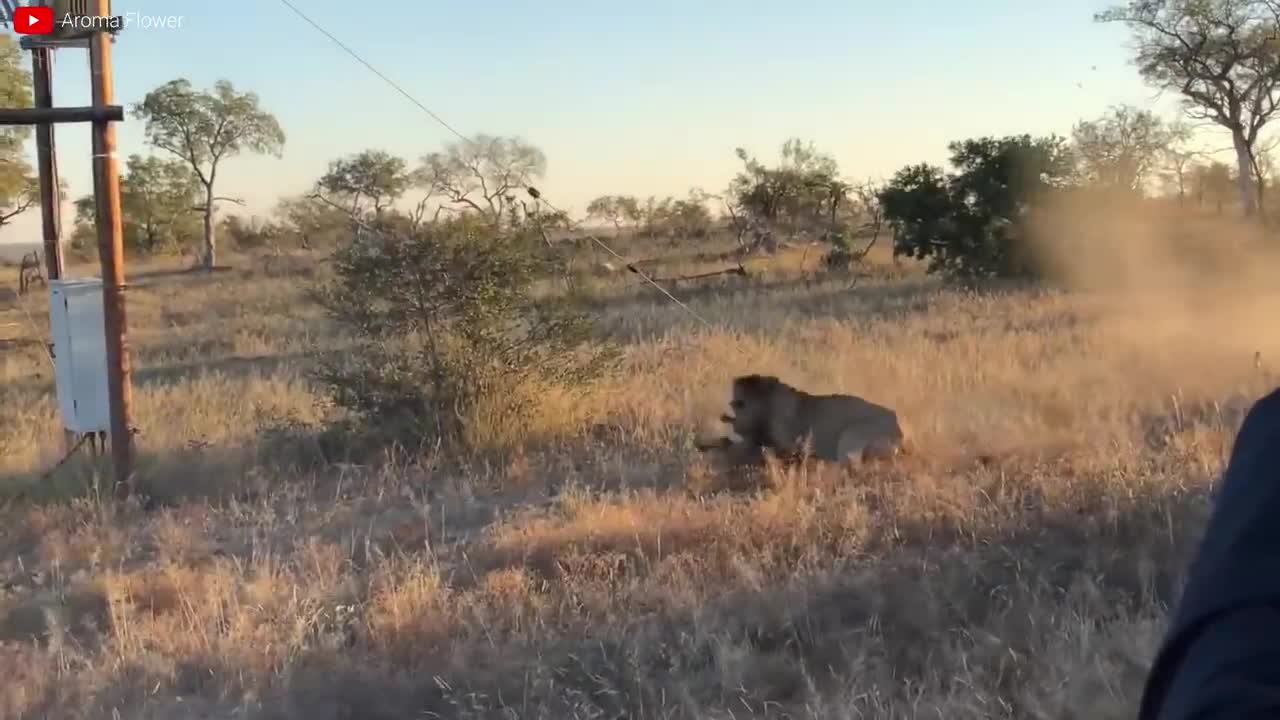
top-left (0, 440), bottom-right (255, 511)
top-left (0, 336), bottom-right (44, 353)
top-left (242, 476), bottom-right (1209, 719)
top-left (594, 275), bottom-right (946, 341)
top-left (582, 271), bottom-right (795, 319)
top-left (127, 264), bottom-right (239, 288)
top-left (7, 454), bottom-right (1206, 719)
top-left (0, 411), bottom-right (544, 515)
top-left (0, 415), bottom-right (1219, 717)
top-left (765, 276), bottom-right (942, 324)
top-left (0, 349), bottom-right (311, 411)
top-left (132, 351), bottom-right (312, 388)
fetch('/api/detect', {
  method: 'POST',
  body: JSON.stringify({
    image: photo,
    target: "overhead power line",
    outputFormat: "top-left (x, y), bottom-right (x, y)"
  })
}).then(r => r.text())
top-left (274, 0), bottom-right (719, 330)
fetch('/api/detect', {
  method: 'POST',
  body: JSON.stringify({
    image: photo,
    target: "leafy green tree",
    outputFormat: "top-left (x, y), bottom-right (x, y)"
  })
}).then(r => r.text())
top-left (274, 194), bottom-right (355, 250)
top-left (629, 193), bottom-right (712, 239)
top-left (586, 194), bottom-right (642, 237)
top-left (729, 138), bottom-right (849, 247)
top-left (119, 154), bottom-right (202, 253)
top-left (880, 134), bottom-right (1075, 281)
top-left (221, 214), bottom-right (282, 251)
top-left (616, 195), bottom-right (642, 233)
top-left (318, 149), bottom-right (410, 218)
top-left (1098, 0), bottom-right (1280, 218)
top-left (72, 154), bottom-right (203, 255)
top-left (0, 34), bottom-right (37, 231)
top-left (639, 195), bottom-right (671, 237)
top-left (667, 189), bottom-right (715, 238)
top-left (585, 195), bottom-right (618, 230)
top-left (133, 78), bottom-right (286, 269)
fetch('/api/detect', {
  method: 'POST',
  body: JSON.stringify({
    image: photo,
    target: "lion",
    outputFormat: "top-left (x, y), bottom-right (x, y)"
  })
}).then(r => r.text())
top-left (697, 374), bottom-right (912, 466)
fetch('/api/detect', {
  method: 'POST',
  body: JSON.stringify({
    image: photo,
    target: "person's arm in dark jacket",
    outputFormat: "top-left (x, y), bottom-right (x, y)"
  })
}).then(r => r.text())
top-left (1138, 386), bottom-right (1280, 719)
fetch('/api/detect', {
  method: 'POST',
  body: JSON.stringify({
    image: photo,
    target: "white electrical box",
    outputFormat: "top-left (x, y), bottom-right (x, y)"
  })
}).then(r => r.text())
top-left (47, 278), bottom-right (110, 434)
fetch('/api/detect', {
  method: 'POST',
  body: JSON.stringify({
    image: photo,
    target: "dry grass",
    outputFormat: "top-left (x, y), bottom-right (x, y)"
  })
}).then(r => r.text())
top-left (0, 210), bottom-right (1277, 719)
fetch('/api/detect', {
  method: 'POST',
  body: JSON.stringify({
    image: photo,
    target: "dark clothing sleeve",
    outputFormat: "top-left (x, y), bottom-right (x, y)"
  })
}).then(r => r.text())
top-left (1138, 386), bottom-right (1280, 720)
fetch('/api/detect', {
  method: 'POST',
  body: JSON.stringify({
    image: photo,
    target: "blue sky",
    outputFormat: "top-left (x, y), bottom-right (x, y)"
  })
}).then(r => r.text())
top-left (1, 0), bottom-right (1208, 244)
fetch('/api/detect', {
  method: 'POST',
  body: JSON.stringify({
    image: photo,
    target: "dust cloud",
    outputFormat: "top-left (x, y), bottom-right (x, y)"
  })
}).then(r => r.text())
top-left (1025, 190), bottom-right (1280, 397)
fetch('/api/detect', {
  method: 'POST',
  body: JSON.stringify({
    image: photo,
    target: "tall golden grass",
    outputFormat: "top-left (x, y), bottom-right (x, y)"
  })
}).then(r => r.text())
top-left (0, 206), bottom-right (1275, 718)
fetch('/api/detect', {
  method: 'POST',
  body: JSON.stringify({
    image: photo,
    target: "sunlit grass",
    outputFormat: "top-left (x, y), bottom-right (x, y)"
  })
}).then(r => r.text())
top-left (0, 227), bottom-right (1274, 718)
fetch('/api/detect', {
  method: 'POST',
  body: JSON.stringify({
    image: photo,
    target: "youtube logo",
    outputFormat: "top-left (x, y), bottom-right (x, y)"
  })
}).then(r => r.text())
top-left (14, 6), bottom-right (53, 35)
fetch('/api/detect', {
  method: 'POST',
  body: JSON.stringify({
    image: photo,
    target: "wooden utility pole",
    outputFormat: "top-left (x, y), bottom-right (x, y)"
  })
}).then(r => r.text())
top-left (87, 0), bottom-right (133, 496)
top-left (31, 45), bottom-right (63, 281)
top-left (1, 2), bottom-right (131, 494)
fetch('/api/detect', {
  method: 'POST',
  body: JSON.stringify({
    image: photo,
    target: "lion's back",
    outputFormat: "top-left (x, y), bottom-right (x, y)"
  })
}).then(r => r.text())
top-left (795, 392), bottom-right (906, 460)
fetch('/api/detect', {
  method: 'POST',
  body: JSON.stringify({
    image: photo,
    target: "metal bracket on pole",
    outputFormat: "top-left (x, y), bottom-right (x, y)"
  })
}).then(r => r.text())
top-left (19, 36), bottom-right (92, 50)
top-left (18, 25), bottom-right (122, 50)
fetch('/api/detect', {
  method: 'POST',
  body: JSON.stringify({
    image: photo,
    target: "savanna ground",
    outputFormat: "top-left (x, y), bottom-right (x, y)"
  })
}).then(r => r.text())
top-left (1, 207), bottom-right (1278, 719)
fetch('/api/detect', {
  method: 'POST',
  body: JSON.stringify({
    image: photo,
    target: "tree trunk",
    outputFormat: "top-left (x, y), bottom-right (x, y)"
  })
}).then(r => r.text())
top-left (202, 188), bottom-right (216, 270)
top-left (1232, 129), bottom-right (1258, 218)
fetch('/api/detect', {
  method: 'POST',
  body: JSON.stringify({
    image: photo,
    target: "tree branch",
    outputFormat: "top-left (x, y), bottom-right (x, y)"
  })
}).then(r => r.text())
top-left (189, 196), bottom-right (244, 212)
top-left (0, 192), bottom-right (36, 225)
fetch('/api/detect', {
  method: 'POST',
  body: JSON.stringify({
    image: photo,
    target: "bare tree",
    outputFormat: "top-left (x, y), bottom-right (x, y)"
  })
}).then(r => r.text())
top-left (706, 189), bottom-right (754, 252)
top-left (416, 134), bottom-right (546, 227)
top-left (1098, 0), bottom-right (1280, 218)
top-left (1248, 132), bottom-right (1280, 212)
top-left (821, 180), bottom-right (885, 275)
top-left (1160, 121), bottom-right (1203, 204)
top-left (1072, 104), bottom-right (1175, 193)
top-left (1192, 159), bottom-right (1236, 212)
top-left (850, 180), bottom-right (886, 258)
top-left (0, 174), bottom-right (37, 228)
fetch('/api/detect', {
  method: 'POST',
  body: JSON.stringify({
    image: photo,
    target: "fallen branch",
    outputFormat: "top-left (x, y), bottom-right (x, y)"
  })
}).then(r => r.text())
top-left (628, 262), bottom-right (749, 286)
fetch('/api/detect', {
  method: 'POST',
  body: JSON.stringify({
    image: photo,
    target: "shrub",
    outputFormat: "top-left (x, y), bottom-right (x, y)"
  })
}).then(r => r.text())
top-left (222, 215), bottom-right (281, 252)
top-left (313, 215), bottom-right (618, 457)
top-left (880, 134), bottom-right (1074, 281)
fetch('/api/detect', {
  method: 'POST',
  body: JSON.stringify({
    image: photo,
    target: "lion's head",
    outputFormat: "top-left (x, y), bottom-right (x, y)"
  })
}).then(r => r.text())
top-left (721, 373), bottom-right (786, 444)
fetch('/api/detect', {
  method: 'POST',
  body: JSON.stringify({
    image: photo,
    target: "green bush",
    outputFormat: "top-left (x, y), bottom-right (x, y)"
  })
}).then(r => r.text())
top-left (880, 134), bottom-right (1074, 281)
top-left (313, 215), bottom-right (618, 457)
